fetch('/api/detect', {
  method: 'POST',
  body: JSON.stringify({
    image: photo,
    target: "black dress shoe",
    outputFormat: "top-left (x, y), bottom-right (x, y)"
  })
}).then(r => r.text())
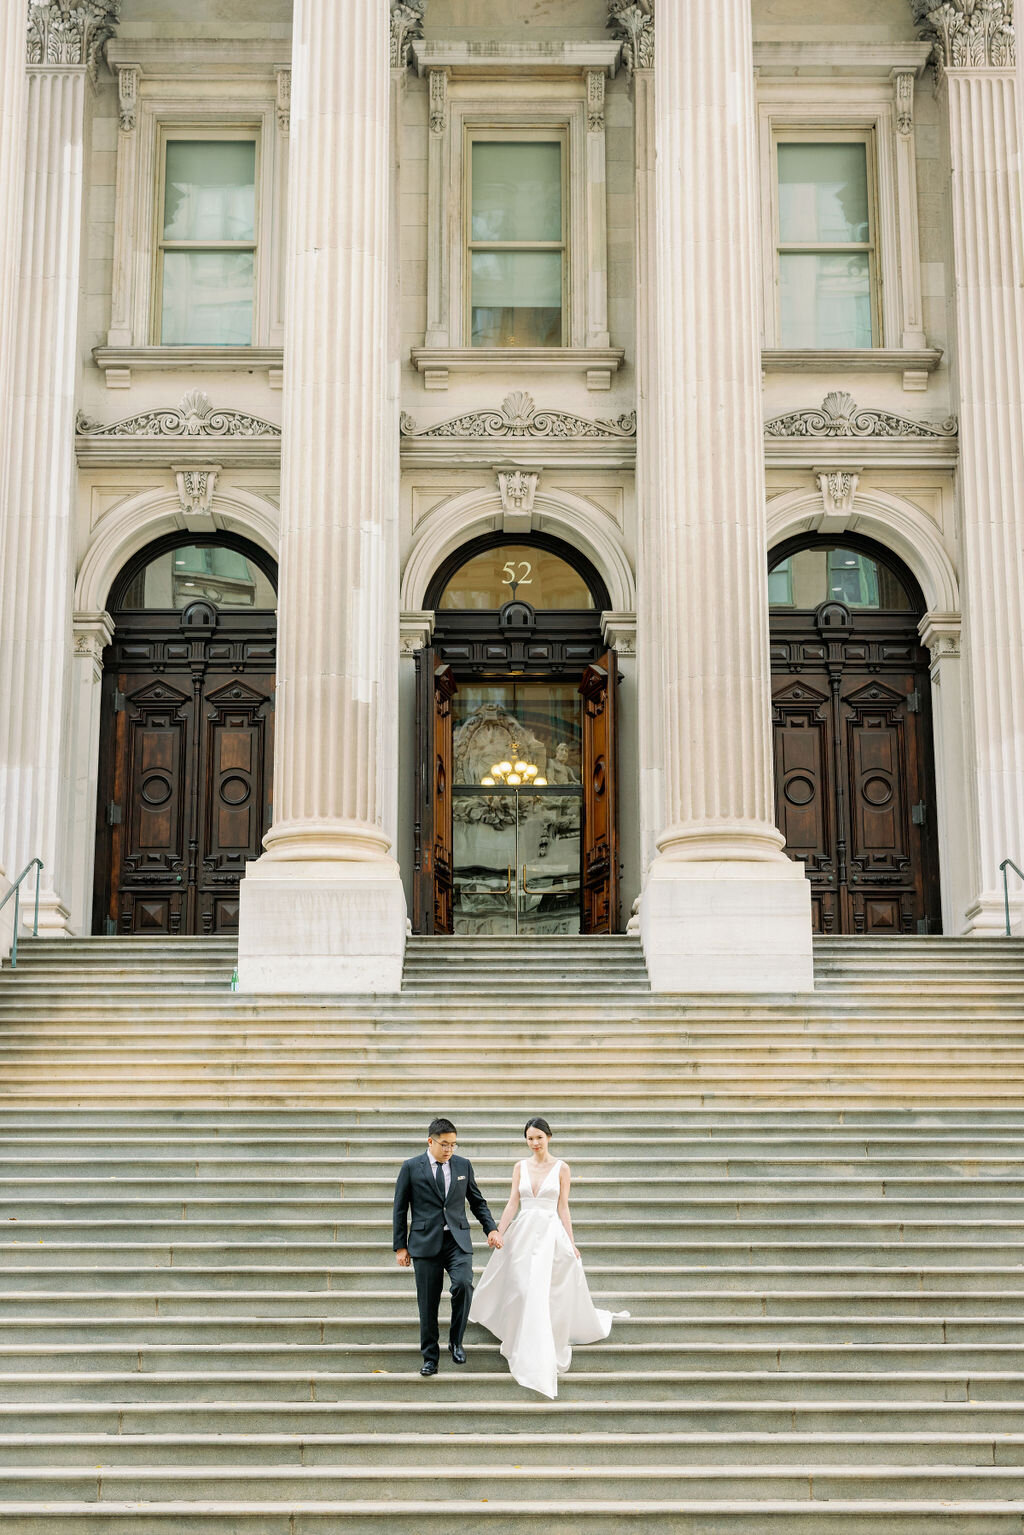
top-left (447, 1342), bottom-right (467, 1365)
top-left (420, 1360), bottom-right (438, 1376)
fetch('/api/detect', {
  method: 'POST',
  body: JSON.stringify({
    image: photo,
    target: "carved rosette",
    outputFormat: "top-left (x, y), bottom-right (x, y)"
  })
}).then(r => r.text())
top-left (26, 0), bottom-right (120, 79)
top-left (764, 391), bottom-right (958, 439)
top-left (607, 0), bottom-right (655, 74)
top-left (912, 0), bottom-right (1016, 69)
top-left (390, 0), bottom-right (426, 69)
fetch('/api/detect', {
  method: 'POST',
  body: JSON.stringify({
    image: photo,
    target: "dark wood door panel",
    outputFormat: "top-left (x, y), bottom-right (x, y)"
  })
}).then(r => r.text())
top-left (198, 679), bottom-right (275, 935)
top-left (414, 653), bottom-right (456, 935)
top-left (579, 654), bottom-right (619, 935)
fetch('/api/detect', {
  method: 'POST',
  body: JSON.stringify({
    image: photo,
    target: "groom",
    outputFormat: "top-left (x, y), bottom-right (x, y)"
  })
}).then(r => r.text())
top-left (393, 1117), bottom-right (502, 1376)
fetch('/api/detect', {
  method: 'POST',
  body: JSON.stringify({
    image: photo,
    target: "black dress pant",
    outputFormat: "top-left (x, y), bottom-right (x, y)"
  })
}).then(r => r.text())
top-left (412, 1232), bottom-right (474, 1366)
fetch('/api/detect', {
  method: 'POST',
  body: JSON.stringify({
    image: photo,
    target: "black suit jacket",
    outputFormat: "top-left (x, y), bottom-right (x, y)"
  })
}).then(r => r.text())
top-left (392, 1152), bottom-right (497, 1258)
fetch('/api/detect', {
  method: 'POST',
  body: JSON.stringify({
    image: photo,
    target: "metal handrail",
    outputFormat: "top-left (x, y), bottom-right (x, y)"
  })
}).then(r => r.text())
top-left (0, 859), bottom-right (43, 969)
top-left (1000, 858), bottom-right (1024, 937)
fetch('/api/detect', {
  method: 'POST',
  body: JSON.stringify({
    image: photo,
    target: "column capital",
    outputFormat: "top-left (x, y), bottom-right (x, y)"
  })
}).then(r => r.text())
top-left (911, 0), bottom-right (1015, 71)
top-left (26, 1), bottom-right (120, 79)
top-left (607, 0), bottom-right (655, 75)
top-left (390, 0), bottom-right (426, 70)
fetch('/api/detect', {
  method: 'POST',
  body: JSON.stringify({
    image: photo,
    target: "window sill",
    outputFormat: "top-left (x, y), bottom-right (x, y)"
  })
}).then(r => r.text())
top-left (762, 347), bottom-right (943, 392)
top-left (93, 345), bottom-right (284, 390)
top-left (410, 346), bottom-right (626, 392)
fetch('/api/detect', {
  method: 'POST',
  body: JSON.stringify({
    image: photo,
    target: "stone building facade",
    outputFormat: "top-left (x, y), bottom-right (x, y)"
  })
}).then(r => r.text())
top-left (0, 0), bottom-right (1021, 991)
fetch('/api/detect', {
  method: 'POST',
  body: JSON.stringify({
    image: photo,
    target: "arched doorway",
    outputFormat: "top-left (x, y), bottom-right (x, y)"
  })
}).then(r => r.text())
top-left (93, 535), bottom-right (277, 936)
top-left (415, 533), bottom-right (618, 936)
top-left (769, 535), bottom-right (941, 934)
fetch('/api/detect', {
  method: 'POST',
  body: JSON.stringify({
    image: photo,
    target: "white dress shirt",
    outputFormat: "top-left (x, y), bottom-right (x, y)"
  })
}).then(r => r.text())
top-left (427, 1150), bottom-right (451, 1230)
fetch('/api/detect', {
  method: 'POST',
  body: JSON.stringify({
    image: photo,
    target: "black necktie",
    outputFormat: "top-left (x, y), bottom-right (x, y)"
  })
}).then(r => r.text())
top-left (434, 1161), bottom-right (446, 1201)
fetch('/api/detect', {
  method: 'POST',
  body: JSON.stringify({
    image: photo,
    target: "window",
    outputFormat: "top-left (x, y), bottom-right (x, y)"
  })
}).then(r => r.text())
top-left (439, 545), bottom-right (594, 611)
top-left (158, 138), bottom-right (257, 345)
top-left (120, 543), bottom-right (277, 611)
top-left (775, 137), bottom-right (877, 349)
top-left (467, 135), bottom-right (566, 349)
top-left (768, 546), bottom-right (913, 612)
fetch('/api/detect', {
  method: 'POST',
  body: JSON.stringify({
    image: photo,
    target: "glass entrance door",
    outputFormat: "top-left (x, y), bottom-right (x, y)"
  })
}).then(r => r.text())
top-left (450, 682), bottom-right (583, 935)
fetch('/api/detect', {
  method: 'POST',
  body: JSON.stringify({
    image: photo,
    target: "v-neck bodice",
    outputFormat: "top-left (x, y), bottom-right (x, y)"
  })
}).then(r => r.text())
top-left (520, 1158), bottom-right (561, 1204)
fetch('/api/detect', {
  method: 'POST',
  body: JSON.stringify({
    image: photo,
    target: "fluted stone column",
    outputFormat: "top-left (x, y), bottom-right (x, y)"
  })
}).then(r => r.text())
top-left (638, 0), bottom-right (812, 990)
top-left (237, 0), bottom-right (406, 991)
top-left (0, 2), bottom-right (117, 936)
top-left (914, 2), bottom-right (1024, 933)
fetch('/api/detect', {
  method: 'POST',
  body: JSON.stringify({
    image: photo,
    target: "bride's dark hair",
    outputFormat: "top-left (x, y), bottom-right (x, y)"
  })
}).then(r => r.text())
top-left (524, 1116), bottom-right (553, 1139)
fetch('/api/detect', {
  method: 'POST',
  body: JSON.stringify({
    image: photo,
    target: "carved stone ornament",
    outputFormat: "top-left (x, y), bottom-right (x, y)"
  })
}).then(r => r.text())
top-left (401, 392), bottom-right (637, 441)
top-left (586, 69), bottom-right (606, 133)
top-left (276, 67), bottom-right (291, 134)
top-left (764, 391), bottom-right (958, 439)
top-left (429, 69), bottom-right (447, 136)
top-left (174, 465), bottom-right (220, 518)
top-left (116, 61), bottom-right (138, 131)
top-left (26, 0), bottom-right (120, 78)
top-left (607, 0), bottom-right (655, 74)
top-left (894, 70), bottom-right (915, 135)
top-left (497, 469), bottom-right (539, 517)
top-left (816, 469), bottom-right (860, 518)
top-left (76, 390), bottom-right (280, 440)
top-left (390, 0), bottom-right (426, 68)
top-left (912, 0), bottom-right (1016, 69)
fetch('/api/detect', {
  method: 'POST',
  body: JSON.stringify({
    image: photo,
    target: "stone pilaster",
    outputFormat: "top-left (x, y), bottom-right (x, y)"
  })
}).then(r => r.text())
top-left (237, 0), bottom-right (406, 991)
top-left (638, 0), bottom-right (812, 990)
top-left (915, 1), bottom-right (1024, 933)
top-left (0, 2), bottom-right (118, 934)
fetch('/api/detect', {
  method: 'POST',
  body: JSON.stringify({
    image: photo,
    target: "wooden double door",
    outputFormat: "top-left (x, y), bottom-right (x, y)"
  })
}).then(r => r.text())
top-left (94, 608), bottom-right (275, 936)
top-left (414, 648), bottom-right (619, 935)
top-left (771, 603), bottom-right (940, 934)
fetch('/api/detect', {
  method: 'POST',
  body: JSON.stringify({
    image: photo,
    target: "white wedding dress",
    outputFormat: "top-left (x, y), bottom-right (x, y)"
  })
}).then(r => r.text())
top-left (469, 1159), bottom-right (627, 1398)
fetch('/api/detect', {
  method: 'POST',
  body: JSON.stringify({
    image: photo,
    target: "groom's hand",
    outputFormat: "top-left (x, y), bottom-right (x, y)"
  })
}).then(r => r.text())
top-left (395, 1248), bottom-right (411, 1267)
top-left (487, 1231), bottom-right (503, 1249)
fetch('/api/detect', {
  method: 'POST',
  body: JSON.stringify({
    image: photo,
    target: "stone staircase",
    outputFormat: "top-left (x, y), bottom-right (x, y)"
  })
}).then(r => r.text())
top-left (0, 934), bottom-right (1024, 1530)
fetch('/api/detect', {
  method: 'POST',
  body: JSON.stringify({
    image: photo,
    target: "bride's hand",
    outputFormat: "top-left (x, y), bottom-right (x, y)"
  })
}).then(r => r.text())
top-left (572, 1244), bottom-right (581, 1260)
top-left (488, 1231), bottom-right (503, 1249)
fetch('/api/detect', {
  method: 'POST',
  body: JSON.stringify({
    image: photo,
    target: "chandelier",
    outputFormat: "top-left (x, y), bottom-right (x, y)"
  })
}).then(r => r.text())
top-left (481, 742), bottom-right (547, 788)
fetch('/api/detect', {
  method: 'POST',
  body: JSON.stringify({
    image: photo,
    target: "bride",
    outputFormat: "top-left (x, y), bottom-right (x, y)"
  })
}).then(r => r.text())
top-left (469, 1116), bottom-right (627, 1398)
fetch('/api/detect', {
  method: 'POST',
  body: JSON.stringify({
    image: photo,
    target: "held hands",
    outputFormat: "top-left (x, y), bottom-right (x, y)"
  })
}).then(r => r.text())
top-left (395, 1248), bottom-right (412, 1267)
top-left (487, 1231), bottom-right (504, 1249)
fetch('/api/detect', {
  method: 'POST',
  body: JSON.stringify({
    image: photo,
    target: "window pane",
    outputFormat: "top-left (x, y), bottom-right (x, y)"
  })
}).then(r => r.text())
top-left (121, 544), bottom-right (276, 610)
top-left (777, 142), bottom-right (870, 244)
top-left (161, 251), bottom-right (254, 345)
top-left (779, 252), bottom-right (872, 348)
top-left (163, 141), bottom-right (256, 243)
top-left (471, 142), bottom-right (561, 243)
top-left (439, 546), bottom-right (594, 610)
top-left (768, 546), bottom-right (913, 611)
top-left (471, 251), bottom-right (561, 347)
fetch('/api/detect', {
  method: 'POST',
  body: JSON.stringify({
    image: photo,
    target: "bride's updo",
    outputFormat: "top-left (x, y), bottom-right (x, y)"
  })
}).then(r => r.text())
top-left (524, 1117), bottom-right (553, 1139)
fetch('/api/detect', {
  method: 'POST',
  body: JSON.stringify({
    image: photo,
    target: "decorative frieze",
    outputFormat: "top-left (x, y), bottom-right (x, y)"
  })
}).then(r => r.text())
top-left (76, 391), bottom-right (280, 440)
top-left (428, 68), bottom-right (446, 136)
top-left (764, 391), bottom-right (958, 439)
top-left (586, 69), bottom-right (606, 133)
top-left (401, 392), bottom-right (636, 441)
top-left (115, 60), bottom-right (138, 131)
top-left (390, 0), bottom-right (426, 69)
top-left (26, 0), bottom-right (120, 79)
top-left (607, 0), bottom-right (655, 74)
top-left (276, 67), bottom-right (290, 134)
top-left (912, 0), bottom-right (1015, 70)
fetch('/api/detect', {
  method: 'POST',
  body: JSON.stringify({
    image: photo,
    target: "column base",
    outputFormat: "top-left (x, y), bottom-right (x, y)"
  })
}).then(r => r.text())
top-left (34, 893), bottom-right (73, 938)
top-left (237, 858), bottom-right (407, 994)
top-left (964, 893), bottom-right (1023, 937)
top-left (640, 857), bottom-right (814, 993)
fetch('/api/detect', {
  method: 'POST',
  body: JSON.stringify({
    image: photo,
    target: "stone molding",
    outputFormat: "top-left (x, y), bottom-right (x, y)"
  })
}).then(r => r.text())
top-left (912, 0), bottom-right (1016, 69)
top-left (390, 0), bottom-right (425, 69)
top-left (894, 68), bottom-right (916, 133)
top-left (764, 391), bottom-right (958, 439)
top-left (399, 611), bottom-right (435, 658)
top-left (608, 0), bottom-right (654, 74)
top-left (72, 610), bottom-right (114, 670)
top-left (26, 0), bottom-right (119, 77)
top-left (76, 390), bottom-right (280, 440)
top-left (586, 68), bottom-right (606, 132)
top-left (919, 610), bottom-right (962, 663)
top-left (276, 66), bottom-right (290, 134)
top-left (115, 59), bottom-right (138, 131)
top-left (400, 392), bottom-right (636, 441)
top-left (428, 68), bottom-right (446, 135)
top-left (601, 611), bottom-right (637, 657)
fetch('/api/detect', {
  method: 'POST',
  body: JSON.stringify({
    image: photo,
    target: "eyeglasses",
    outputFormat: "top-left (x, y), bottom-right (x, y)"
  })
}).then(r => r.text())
top-left (430, 1140), bottom-right (458, 1150)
